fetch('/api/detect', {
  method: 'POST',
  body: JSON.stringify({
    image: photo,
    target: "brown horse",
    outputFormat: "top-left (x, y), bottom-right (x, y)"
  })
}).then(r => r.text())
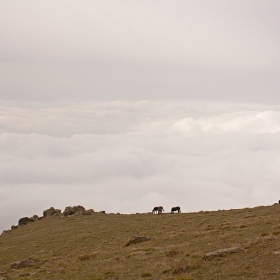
top-left (171, 206), bottom-right (181, 213)
top-left (152, 206), bottom-right (165, 214)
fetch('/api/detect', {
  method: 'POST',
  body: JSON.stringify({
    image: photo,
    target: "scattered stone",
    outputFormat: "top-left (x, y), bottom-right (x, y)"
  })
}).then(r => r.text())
top-left (273, 251), bottom-right (280, 255)
top-left (11, 259), bottom-right (36, 269)
top-left (203, 247), bottom-right (245, 260)
top-left (43, 207), bottom-right (61, 217)
top-left (125, 235), bottom-right (151, 247)
top-left (18, 217), bottom-right (35, 226)
top-left (261, 236), bottom-right (278, 241)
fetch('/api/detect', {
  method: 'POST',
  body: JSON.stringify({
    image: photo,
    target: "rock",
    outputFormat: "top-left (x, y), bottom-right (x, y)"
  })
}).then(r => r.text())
top-left (11, 225), bottom-right (18, 230)
top-left (63, 206), bottom-right (76, 216)
top-left (0, 276), bottom-right (6, 280)
top-left (11, 259), bottom-right (36, 269)
top-left (203, 247), bottom-right (245, 260)
top-left (43, 207), bottom-right (61, 217)
top-left (125, 235), bottom-right (151, 246)
top-left (18, 217), bottom-right (35, 226)
top-left (30, 215), bottom-right (39, 221)
top-left (73, 205), bottom-right (86, 212)
top-left (83, 209), bottom-right (94, 215)
top-left (99, 211), bottom-right (106, 214)
top-left (63, 205), bottom-right (86, 216)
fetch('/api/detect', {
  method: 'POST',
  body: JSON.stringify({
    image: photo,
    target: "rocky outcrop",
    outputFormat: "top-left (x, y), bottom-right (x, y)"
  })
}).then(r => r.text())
top-left (73, 205), bottom-right (86, 212)
top-left (18, 215), bottom-right (39, 226)
top-left (63, 205), bottom-right (86, 216)
top-left (3, 205), bottom-right (95, 233)
top-left (63, 206), bottom-right (76, 216)
top-left (18, 217), bottom-right (34, 226)
top-left (31, 215), bottom-right (39, 221)
top-left (43, 207), bottom-right (61, 217)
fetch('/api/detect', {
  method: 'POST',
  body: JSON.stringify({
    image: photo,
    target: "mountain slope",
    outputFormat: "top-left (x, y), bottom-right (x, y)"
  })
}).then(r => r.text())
top-left (1, 204), bottom-right (280, 280)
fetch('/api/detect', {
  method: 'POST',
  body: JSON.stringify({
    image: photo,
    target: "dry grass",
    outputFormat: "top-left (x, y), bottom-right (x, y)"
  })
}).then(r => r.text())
top-left (1, 204), bottom-right (280, 279)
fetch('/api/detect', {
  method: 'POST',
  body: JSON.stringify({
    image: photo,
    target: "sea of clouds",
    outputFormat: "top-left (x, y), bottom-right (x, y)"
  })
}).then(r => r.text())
top-left (1, 99), bottom-right (280, 232)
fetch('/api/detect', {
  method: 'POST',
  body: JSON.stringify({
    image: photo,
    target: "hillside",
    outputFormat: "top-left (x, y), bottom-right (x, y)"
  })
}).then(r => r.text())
top-left (1, 204), bottom-right (280, 280)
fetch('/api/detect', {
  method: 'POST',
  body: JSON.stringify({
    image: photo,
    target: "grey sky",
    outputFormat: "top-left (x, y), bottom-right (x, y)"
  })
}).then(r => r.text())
top-left (1, 1), bottom-right (280, 232)
top-left (0, 0), bottom-right (279, 102)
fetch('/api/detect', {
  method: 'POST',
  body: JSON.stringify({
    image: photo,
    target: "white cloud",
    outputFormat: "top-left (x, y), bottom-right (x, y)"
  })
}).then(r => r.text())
top-left (1, 100), bottom-right (280, 232)
top-left (172, 110), bottom-right (280, 133)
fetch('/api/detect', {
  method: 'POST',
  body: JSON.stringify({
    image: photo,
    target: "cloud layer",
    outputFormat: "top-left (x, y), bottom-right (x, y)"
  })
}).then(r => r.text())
top-left (1, 100), bottom-right (280, 232)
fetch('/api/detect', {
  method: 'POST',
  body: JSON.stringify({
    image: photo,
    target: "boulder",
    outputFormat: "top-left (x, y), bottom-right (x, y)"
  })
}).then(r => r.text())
top-left (11, 259), bottom-right (36, 269)
top-left (63, 206), bottom-right (76, 217)
top-left (30, 215), bottom-right (39, 221)
top-left (125, 235), bottom-right (151, 247)
top-left (63, 205), bottom-right (86, 216)
top-left (11, 225), bottom-right (18, 230)
top-left (73, 205), bottom-right (86, 212)
top-left (43, 207), bottom-right (61, 217)
top-left (18, 217), bottom-right (35, 226)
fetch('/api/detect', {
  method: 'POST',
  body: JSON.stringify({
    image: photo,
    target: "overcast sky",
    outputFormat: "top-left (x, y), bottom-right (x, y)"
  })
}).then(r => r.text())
top-left (1, 1), bottom-right (280, 232)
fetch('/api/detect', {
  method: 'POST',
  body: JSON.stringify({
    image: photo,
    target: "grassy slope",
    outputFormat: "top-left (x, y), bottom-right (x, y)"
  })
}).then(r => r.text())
top-left (1, 204), bottom-right (280, 280)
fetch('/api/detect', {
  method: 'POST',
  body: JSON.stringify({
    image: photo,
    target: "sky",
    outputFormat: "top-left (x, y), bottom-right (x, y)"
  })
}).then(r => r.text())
top-left (1, 0), bottom-right (280, 232)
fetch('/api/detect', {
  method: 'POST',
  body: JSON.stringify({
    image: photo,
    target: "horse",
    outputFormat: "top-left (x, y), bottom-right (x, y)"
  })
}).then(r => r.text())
top-left (171, 206), bottom-right (181, 213)
top-left (152, 206), bottom-right (165, 214)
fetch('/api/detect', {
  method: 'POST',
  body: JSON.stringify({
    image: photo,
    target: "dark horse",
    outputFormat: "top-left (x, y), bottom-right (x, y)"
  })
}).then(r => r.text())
top-left (171, 206), bottom-right (181, 213)
top-left (152, 206), bottom-right (165, 214)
